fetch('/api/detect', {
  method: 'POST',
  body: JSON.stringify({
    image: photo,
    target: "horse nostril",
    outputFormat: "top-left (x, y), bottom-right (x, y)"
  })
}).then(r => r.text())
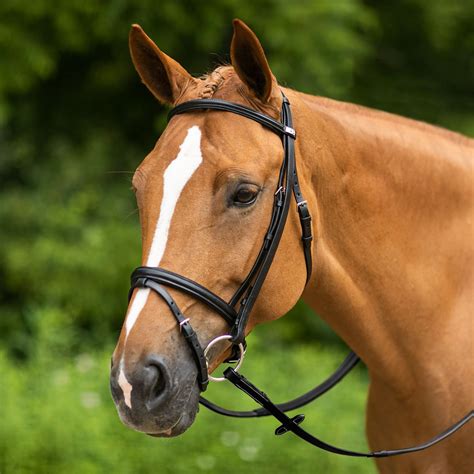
top-left (143, 356), bottom-right (170, 412)
top-left (145, 364), bottom-right (165, 399)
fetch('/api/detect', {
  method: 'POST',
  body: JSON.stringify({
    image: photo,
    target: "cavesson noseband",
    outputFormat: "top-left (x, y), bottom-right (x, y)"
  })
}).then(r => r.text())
top-left (128, 93), bottom-right (473, 458)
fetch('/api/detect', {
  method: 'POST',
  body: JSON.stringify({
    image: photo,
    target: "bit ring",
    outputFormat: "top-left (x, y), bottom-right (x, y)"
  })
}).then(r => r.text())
top-left (204, 335), bottom-right (245, 382)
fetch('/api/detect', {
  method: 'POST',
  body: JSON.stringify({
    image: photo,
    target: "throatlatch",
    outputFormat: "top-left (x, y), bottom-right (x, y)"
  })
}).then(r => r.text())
top-left (128, 92), bottom-right (473, 458)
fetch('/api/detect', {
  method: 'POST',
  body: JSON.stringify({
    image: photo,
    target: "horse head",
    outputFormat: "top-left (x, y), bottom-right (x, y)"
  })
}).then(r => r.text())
top-left (110, 20), bottom-right (310, 436)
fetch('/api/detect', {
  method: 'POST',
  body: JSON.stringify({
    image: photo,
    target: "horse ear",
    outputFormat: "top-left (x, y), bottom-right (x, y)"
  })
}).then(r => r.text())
top-left (129, 24), bottom-right (194, 105)
top-left (230, 19), bottom-right (277, 103)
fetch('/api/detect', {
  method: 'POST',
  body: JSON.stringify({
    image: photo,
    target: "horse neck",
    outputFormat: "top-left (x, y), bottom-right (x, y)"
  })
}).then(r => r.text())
top-left (291, 90), bottom-right (473, 390)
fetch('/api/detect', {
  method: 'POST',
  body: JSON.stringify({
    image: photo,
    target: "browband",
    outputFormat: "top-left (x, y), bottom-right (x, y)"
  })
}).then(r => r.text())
top-left (169, 99), bottom-right (297, 138)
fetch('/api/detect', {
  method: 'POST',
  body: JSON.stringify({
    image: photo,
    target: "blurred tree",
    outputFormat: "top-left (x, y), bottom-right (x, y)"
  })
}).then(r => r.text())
top-left (0, 0), bottom-right (472, 356)
top-left (353, 0), bottom-right (474, 133)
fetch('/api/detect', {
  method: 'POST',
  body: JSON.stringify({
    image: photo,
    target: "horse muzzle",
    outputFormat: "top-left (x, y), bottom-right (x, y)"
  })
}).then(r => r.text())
top-left (110, 353), bottom-right (200, 436)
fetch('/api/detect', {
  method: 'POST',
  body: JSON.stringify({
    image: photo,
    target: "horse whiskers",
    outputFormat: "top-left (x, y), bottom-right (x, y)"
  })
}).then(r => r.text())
top-left (123, 208), bottom-right (139, 220)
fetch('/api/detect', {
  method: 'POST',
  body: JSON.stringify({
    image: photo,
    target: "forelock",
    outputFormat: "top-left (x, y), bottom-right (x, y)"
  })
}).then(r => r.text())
top-left (176, 65), bottom-right (280, 117)
top-left (196, 66), bottom-right (246, 99)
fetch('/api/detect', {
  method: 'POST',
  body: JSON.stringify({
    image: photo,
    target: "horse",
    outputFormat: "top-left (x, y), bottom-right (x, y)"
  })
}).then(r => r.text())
top-left (110, 19), bottom-right (474, 473)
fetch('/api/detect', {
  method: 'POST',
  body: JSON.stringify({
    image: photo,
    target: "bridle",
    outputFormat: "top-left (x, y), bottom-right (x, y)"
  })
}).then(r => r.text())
top-left (128, 92), bottom-right (473, 458)
top-left (130, 93), bottom-right (310, 391)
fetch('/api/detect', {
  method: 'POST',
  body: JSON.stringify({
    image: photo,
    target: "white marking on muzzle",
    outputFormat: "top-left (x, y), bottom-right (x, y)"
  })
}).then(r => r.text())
top-left (118, 362), bottom-right (133, 408)
top-left (118, 126), bottom-right (203, 407)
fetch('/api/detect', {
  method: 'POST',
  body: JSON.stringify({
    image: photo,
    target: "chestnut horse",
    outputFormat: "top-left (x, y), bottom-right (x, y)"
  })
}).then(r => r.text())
top-left (110, 20), bottom-right (473, 473)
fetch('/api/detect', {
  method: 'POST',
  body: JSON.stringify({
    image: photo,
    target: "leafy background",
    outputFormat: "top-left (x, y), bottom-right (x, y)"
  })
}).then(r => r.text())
top-left (0, 1), bottom-right (472, 473)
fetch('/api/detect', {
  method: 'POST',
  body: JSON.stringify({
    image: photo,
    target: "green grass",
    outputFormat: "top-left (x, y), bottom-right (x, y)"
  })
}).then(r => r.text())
top-left (0, 332), bottom-right (376, 474)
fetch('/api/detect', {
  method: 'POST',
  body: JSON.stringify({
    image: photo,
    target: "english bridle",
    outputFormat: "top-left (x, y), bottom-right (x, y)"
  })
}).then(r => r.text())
top-left (128, 92), bottom-right (473, 458)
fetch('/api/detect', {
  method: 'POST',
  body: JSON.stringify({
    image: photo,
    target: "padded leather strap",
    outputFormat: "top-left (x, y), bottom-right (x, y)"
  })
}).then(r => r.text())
top-left (131, 267), bottom-right (237, 326)
top-left (169, 99), bottom-right (296, 138)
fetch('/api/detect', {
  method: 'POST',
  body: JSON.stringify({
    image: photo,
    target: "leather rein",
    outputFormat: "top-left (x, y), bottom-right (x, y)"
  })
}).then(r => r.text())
top-left (128, 92), bottom-right (473, 458)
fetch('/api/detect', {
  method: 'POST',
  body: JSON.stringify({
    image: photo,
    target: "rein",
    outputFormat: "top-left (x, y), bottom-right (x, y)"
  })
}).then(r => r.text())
top-left (128, 93), bottom-right (473, 457)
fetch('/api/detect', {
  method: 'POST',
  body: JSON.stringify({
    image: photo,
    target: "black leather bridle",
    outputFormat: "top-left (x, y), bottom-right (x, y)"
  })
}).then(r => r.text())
top-left (128, 92), bottom-right (473, 458)
top-left (129, 93), bottom-right (311, 391)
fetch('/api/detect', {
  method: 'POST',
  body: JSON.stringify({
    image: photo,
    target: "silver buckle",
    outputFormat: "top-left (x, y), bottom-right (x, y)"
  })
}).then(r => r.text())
top-left (179, 318), bottom-right (190, 331)
top-left (284, 126), bottom-right (296, 138)
top-left (274, 186), bottom-right (284, 196)
top-left (297, 200), bottom-right (307, 208)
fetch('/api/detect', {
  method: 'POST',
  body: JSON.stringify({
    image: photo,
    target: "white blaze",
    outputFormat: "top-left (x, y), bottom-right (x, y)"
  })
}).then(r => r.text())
top-left (146, 125), bottom-right (204, 268)
top-left (118, 126), bottom-right (203, 407)
top-left (125, 125), bottom-right (203, 336)
top-left (125, 288), bottom-right (150, 336)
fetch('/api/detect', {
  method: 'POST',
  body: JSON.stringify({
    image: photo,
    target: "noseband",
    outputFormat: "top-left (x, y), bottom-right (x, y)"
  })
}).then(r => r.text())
top-left (128, 93), bottom-right (473, 458)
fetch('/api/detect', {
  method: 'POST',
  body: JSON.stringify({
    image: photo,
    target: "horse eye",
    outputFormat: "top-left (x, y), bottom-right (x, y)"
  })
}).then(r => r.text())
top-left (232, 185), bottom-right (259, 207)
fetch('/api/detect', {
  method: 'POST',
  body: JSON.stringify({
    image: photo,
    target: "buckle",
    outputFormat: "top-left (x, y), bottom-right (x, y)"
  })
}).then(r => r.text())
top-left (284, 126), bottom-right (296, 138)
top-left (274, 186), bottom-right (284, 196)
top-left (179, 318), bottom-right (190, 331)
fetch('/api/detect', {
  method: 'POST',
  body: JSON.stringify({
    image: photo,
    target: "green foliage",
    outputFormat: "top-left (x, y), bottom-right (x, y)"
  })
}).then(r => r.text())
top-left (0, 0), bottom-right (374, 124)
top-left (354, 0), bottom-right (474, 133)
top-left (0, 314), bottom-right (375, 473)
top-left (0, 133), bottom-right (140, 357)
